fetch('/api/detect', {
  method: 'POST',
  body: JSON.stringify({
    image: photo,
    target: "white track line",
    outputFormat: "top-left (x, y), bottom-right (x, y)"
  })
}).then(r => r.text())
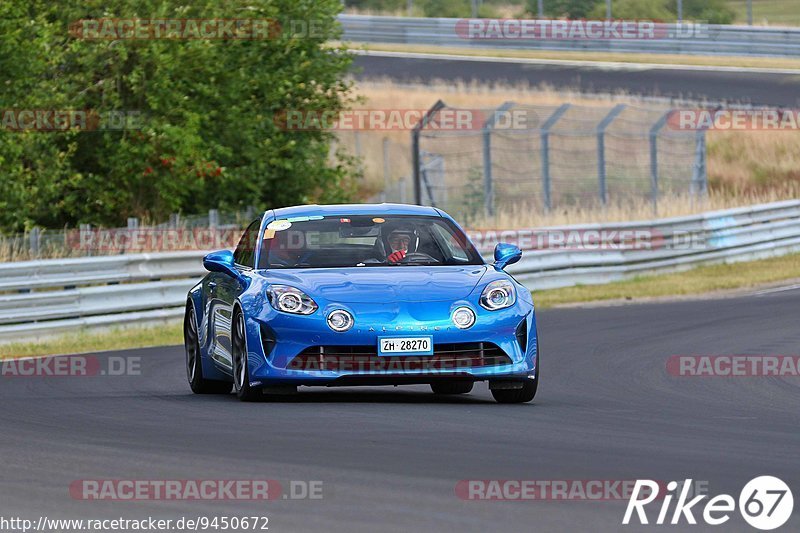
top-left (351, 48), bottom-right (800, 75)
top-left (753, 283), bottom-right (800, 296)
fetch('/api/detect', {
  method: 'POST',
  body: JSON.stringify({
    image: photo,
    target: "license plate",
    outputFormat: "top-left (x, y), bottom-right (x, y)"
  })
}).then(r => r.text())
top-left (378, 336), bottom-right (433, 356)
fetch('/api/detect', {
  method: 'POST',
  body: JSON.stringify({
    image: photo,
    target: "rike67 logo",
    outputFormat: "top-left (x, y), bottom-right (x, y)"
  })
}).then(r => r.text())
top-left (623, 476), bottom-right (793, 530)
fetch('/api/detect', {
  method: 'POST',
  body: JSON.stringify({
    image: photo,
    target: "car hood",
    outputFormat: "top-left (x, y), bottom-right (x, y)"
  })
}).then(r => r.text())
top-left (261, 265), bottom-right (490, 303)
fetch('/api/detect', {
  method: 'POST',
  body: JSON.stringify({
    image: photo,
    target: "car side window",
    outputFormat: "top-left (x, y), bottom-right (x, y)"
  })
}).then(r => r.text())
top-left (233, 219), bottom-right (261, 268)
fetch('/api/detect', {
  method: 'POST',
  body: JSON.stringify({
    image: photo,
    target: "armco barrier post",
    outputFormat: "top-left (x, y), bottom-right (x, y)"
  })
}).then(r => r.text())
top-left (596, 104), bottom-right (626, 205)
top-left (540, 104), bottom-right (571, 211)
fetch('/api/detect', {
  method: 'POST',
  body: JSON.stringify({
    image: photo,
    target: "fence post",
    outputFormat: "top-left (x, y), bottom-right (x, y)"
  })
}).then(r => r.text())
top-left (29, 227), bottom-right (40, 258)
top-left (411, 100), bottom-right (446, 205)
top-left (399, 177), bottom-right (407, 204)
top-left (80, 224), bottom-right (92, 256)
top-left (208, 209), bottom-right (219, 228)
top-left (692, 128), bottom-right (708, 196)
top-left (481, 102), bottom-right (515, 218)
top-left (124, 218), bottom-right (139, 255)
top-left (382, 137), bottom-right (390, 203)
top-left (540, 104), bottom-right (571, 211)
top-left (596, 104), bottom-right (626, 206)
top-left (649, 112), bottom-right (671, 215)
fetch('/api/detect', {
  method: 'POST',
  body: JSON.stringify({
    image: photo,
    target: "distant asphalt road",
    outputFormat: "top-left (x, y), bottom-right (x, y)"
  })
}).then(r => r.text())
top-left (2, 289), bottom-right (799, 532)
top-left (352, 53), bottom-right (800, 107)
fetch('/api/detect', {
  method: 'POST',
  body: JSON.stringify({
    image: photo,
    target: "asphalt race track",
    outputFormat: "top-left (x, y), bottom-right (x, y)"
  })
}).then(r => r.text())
top-left (1, 290), bottom-right (799, 532)
top-left (352, 54), bottom-right (800, 107)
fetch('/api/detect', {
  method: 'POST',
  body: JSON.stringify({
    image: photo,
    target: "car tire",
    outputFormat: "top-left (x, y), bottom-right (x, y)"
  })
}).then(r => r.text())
top-left (184, 303), bottom-right (232, 395)
top-left (232, 309), bottom-right (262, 402)
top-left (491, 378), bottom-right (537, 404)
top-left (492, 332), bottom-right (539, 404)
top-left (430, 381), bottom-right (474, 395)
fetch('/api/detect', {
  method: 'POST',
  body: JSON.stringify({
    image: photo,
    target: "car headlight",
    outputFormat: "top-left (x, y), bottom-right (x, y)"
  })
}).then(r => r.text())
top-left (267, 285), bottom-right (318, 315)
top-left (451, 306), bottom-right (476, 329)
top-left (480, 280), bottom-right (516, 311)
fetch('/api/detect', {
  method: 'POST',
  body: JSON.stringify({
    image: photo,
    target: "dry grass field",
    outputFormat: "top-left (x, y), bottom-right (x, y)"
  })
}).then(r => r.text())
top-left (342, 80), bottom-right (800, 228)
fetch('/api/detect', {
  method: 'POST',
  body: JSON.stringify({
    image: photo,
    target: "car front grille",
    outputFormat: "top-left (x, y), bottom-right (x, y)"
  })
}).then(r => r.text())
top-left (288, 342), bottom-right (512, 372)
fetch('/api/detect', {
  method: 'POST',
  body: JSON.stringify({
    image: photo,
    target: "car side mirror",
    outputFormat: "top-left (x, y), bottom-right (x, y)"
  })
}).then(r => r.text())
top-left (203, 250), bottom-right (243, 282)
top-left (494, 243), bottom-right (522, 270)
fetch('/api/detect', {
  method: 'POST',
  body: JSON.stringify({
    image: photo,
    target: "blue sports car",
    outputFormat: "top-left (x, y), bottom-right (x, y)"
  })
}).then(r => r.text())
top-left (184, 204), bottom-right (539, 403)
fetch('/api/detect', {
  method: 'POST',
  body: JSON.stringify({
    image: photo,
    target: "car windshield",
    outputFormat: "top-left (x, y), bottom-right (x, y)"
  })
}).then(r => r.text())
top-left (258, 215), bottom-right (483, 269)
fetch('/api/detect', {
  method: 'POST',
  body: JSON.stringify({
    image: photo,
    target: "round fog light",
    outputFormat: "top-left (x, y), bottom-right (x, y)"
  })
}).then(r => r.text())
top-left (327, 310), bottom-right (354, 332)
top-left (452, 306), bottom-right (476, 329)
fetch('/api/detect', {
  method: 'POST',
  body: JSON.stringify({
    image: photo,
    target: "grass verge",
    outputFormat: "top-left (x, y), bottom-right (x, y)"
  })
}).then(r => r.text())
top-left (0, 322), bottom-right (182, 359)
top-left (347, 42), bottom-right (800, 71)
top-left (534, 252), bottom-right (800, 308)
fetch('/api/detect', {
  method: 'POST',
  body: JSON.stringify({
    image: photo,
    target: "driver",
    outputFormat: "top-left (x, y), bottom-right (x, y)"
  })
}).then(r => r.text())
top-left (385, 224), bottom-right (417, 263)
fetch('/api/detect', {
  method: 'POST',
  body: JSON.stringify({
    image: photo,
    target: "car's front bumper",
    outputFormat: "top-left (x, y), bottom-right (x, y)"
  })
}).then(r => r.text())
top-left (243, 299), bottom-right (538, 386)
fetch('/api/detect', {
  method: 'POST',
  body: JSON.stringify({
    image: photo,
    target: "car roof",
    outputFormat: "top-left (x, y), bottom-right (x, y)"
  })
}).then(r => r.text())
top-left (269, 203), bottom-right (442, 219)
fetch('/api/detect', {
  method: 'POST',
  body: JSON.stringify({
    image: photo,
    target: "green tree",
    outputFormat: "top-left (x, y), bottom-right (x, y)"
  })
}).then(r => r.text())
top-left (589, 0), bottom-right (673, 20)
top-left (0, 0), bottom-right (358, 231)
top-left (680, 0), bottom-right (735, 24)
top-left (528, 0), bottom-right (602, 18)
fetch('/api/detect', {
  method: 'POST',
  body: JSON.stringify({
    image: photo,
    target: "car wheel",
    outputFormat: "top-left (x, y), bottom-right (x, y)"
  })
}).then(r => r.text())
top-left (184, 304), bottom-right (232, 395)
top-left (491, 378), bottom-right (538, 404)
top-left (430, 381), bottom-right (473, 395)
top-left (232, 309), bottom-right (261, 402)
top-left (492, 334), bottom-right (539, 404)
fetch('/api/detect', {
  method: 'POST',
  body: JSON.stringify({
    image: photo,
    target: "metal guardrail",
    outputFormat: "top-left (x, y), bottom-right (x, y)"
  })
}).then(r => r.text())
top-left (1, 200), bottom-right (799, 342)
top-left (340, 15), bottom-right (800, 58)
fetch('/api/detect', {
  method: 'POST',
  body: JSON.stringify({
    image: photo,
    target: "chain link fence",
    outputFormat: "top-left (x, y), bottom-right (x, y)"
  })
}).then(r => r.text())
top-left (411, 100), bottom-right (706, 224)
top-left (0, 209), bottom-right (254, 262)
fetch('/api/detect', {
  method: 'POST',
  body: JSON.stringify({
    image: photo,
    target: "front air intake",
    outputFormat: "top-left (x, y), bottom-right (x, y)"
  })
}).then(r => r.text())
top-left (515, 318), bottom-right (528, 353)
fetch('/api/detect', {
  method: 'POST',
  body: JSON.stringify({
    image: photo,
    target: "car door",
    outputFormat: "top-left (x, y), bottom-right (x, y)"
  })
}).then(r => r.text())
top-left (209, 217), bottom-right (261, 372)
